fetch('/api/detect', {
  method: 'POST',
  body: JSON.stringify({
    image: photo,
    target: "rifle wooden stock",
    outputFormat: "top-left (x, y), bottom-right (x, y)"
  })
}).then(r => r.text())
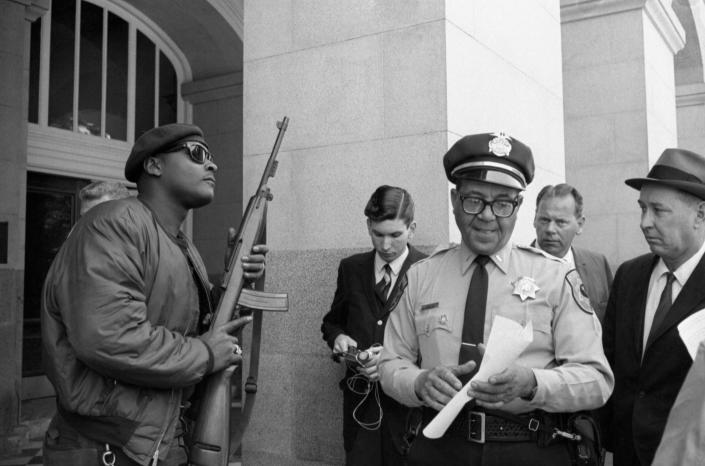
top-left (190, 117), bottom-right (289, 466)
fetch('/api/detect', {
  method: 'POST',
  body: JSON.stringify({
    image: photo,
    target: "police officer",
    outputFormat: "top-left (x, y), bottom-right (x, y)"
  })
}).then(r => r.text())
top-left (378, 132), bottom-right (614, 466)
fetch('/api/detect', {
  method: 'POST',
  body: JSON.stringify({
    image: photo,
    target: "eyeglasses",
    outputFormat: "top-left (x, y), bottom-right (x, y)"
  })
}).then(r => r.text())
top-left (458, 194), bottom-right (519, 218)
top-left (166, 141), bottom-right (214, 164)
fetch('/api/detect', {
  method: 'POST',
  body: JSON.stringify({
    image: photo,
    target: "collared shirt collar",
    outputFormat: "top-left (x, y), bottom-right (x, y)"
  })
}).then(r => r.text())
top-left (375, 246), bottom-right (409, 277)
top-left (459, 241), bottom-right (511, 275)
top-left (563, 247), bottom-right (575, 266)
top-left (531, 238), bottom-right (574, 265)
top-left (655, 238), bottom-right (705, 287)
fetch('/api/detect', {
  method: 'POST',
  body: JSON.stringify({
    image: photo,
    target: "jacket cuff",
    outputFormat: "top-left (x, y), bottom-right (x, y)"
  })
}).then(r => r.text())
top-left (201, 340), bottom-right (215, 374)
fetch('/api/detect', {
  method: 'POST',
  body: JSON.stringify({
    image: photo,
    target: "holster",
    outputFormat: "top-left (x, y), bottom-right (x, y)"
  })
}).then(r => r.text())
top-left (566, 412), bottom-right (604, 466)
top-left (533, 410), bottom-right (564, 448)
top-left (400, 407), bottom-right (423, 456)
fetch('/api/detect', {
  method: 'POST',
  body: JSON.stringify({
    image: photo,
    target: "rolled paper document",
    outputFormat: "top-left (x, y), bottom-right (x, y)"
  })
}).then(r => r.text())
top-left (422, 316), bottom-right (533, 439)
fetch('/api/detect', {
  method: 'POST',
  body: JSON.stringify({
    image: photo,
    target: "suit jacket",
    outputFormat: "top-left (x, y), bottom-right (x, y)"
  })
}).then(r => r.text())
top-left (573, 247), bottom-right (613, 321)
top-left (321, 246), bottom-right (427, 456)
top-left (321, 245), bottom-right (427, 351)
top-left (601, 252), bottom-right (705, 466)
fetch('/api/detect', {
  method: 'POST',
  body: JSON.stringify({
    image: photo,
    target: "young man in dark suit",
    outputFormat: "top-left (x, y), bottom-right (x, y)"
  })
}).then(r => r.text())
top-left (532, 183), bottom-right (613, 321)
top-left (321, 185), bottom-right (427, 466)
top-left (601, 148), bottom-right (705, 466)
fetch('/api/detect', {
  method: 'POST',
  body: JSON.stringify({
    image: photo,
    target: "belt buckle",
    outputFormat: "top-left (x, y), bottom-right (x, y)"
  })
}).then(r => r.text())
top-left (468, 411), bottom-right (485, 444)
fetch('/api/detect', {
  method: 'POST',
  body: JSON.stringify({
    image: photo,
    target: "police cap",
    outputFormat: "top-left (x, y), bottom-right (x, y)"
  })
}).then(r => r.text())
top-left (443, 132), bottom-right (535, 190)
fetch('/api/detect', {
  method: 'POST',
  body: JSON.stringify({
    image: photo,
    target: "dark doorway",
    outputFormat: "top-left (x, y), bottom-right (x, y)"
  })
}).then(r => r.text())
top-left (23, 172), bottom-right (89, 398)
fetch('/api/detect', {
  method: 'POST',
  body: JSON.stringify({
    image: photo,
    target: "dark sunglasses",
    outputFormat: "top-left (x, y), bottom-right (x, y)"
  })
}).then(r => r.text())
top-left (166, 141), bottom-right (214, 164)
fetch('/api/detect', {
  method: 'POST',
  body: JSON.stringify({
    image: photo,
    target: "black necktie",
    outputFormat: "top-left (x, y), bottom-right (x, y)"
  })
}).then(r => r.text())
top-left (646, 272), bottom-right (675, 348)
top-left (375, 263), bottom-right (392, 304)
top-left (459, 255), bottom-right (489, 383)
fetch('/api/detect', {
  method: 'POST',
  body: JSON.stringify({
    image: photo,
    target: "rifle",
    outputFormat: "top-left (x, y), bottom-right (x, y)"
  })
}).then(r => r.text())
top-left (190, 117), bottom-right (290, 466)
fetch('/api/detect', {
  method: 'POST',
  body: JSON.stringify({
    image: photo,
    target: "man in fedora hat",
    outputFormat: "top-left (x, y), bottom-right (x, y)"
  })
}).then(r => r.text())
top-left (379, 132), bottom-right (613, 466)
top-left (600, 148), bottom-right (705, 465)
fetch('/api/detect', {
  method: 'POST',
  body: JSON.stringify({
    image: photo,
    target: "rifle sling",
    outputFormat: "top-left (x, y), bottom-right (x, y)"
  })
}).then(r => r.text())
top-left (229, 307), bottom-right (263, 458)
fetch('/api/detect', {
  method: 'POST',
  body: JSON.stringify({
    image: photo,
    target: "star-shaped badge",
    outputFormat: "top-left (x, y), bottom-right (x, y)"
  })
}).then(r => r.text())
top-left (512, 276), bottom-right (540, 301)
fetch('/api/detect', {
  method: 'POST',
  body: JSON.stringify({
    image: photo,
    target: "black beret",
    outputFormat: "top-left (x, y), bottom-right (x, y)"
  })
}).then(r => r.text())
top-left (443, 132), bottom-right (535, 190)
top-left (124, 123), bottom-right (206, 182)
top-left (626, 148), bottom-right (705, 200)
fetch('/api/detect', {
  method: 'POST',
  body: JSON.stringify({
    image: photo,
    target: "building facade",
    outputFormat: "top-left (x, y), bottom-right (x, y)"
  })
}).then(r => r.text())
top-left (1, 0), bottom-right (705, 464)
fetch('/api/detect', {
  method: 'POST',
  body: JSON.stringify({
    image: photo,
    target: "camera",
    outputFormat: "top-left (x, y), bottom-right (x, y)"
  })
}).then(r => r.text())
top-left (332, 346), bottom-right (371, 367)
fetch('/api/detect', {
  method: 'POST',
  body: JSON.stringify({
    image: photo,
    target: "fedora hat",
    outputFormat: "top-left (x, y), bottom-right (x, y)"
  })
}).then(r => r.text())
top-left (625, 148), bottom-right (705, 200)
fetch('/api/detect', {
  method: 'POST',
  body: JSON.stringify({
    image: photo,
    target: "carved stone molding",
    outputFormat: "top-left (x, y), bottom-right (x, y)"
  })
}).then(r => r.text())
top-left (9, 0), bottom-right (50, 22)
top-left (182, 72), bottom-right (243, 104)
top-left (206, 0), bottom-right (244, 40)
top-left (561, 0), bottom-right (686, 53)
top-left (677, 82), bottom-right (705, 106)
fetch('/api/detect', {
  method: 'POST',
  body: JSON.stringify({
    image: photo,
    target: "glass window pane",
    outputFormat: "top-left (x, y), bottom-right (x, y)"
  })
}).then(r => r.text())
top-left (135, 31), bottom-right (155, 138)
top-left (106, 12), bottom-right (127, 141)
top-left (78, 1), bottom-right (103, 137)
top-left (49, 0), bottom-right (76, 131)
top-left (158, 52), bottom-right (177, 125)
top-left (28, 18), bottom-right (41, 124)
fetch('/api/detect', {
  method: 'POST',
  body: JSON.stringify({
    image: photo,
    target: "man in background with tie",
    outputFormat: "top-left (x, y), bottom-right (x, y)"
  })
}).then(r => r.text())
top-left (378, 133), bottom-right (613, 466)
top-left (600, 148), bottom-right (705, 466)
top-left (532, 183), bottom-right (613, 321)
top-left (321, 185), bottom-right (427, 466)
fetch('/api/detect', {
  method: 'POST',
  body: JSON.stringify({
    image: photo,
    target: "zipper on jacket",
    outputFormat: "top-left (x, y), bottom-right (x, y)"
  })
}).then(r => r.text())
top-left (149, 389), bottom-right (176, 465)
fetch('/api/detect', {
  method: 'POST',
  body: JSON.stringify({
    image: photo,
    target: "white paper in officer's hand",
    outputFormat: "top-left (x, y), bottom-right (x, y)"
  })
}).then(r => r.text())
top-left (677, 308), bottom-right (705, 360)
top-left (422, 315), bottom-right (533, 439)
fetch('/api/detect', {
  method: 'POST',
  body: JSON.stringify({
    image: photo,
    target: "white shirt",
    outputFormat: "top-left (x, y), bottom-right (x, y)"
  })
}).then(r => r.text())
top-left (374, 247), bottom-right (409, 297)
top-left (642, 239), bottom-right (705, 350)
top-left (561, 247), bottom-right (575, 267)
top-left (531, 239), bottom-right (575, 266)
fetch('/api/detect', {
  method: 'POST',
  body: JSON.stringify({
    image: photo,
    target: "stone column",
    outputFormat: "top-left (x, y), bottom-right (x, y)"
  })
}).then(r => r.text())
top-left (445, 1), bottom-right (567, 244)
top-left (182, 72), bottom-right (244, 276)
top-left (561, 0), bottom-right (685, 265)
top-left (673, 0), bottom-right (705, 153)
top-left (677, 83), bottom-right (705, 152)
top-left (243, 2), bottom-right (566, 464)
top-left (0, 0), bottom-right (48, 448)
top-left (243, 4), bottom-right (447, 464)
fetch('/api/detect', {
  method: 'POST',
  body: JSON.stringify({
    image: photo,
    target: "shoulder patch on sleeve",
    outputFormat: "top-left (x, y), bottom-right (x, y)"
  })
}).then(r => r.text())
top-left (565, 269), bottom-right (594, 314)
top-left (516, 243), bottom-right (562, 262)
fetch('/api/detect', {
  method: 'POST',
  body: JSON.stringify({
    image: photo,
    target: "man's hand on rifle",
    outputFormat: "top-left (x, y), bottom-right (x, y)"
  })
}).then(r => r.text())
top-left (242, 244), bottom-right (267, 280)
top-left (199, 316), bottom-right (253, 373)
top-left (224, 227), bottom-right (268, 280)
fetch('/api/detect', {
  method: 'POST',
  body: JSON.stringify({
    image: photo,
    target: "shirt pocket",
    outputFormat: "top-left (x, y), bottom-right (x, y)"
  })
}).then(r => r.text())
top-left (414, 307), bottom-right (457, 366)
top-left (494, 300), bottom-right (553, 336)
top-left (527, 307), bottom-right (553, 335)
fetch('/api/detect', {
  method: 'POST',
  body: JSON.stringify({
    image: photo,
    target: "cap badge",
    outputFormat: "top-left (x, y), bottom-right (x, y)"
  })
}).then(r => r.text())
top-left (512, 276), bottom-right (539, 302)
top-left (489, 132), bottom-right (512, 157)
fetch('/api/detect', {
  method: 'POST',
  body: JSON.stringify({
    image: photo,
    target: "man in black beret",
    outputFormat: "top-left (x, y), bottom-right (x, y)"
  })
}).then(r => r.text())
top-left (379, 132), bottom-right (613, 465)
top-left (41, 123), bottom-right (267, 465)
top-left (601, 148), bottom-right (705, 466)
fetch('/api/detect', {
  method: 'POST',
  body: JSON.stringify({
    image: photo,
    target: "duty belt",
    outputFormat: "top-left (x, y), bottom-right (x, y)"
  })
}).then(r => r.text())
top-left (422, 406), bottom-right (561, 443)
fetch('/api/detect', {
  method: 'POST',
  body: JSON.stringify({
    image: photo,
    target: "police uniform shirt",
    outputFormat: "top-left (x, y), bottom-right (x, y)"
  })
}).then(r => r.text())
top-left (378, 241), bottom-right (614, 414)
top-left (642, 238), bottom-right (705, 350)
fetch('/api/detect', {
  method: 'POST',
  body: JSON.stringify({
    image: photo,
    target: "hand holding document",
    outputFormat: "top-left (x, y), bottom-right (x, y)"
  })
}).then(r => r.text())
top-left (422, 315), bottom-right (533, 439)
top-left (678, 308), bottom-right (705, 360)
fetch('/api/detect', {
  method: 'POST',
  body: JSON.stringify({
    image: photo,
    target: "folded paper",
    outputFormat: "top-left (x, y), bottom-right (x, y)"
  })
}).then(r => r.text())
top-left (422, 315), bottom-right (533, 439)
